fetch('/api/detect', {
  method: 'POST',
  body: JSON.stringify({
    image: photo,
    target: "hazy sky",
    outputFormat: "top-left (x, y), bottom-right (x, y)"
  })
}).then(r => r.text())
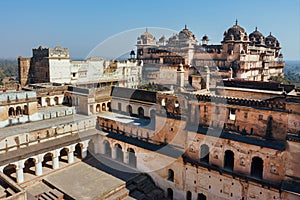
top-left (0, 0), bottom-right (299, 60)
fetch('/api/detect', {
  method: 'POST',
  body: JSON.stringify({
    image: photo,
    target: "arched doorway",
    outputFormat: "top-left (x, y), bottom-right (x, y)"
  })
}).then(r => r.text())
top-left (74, 143), bottom-right (83, 159)
top-left (251, 157), bottom-right (263, 179)
top-left (59, 148), bottom-right (69, 163)
top-left (186, 191), bottom-right (192, 200)
top-left (107, 102), bottom-right (112, 112)
top-left (200, 144), bottom-right (210, 164)
top-left (138, 107), bottom-right (144, 118)
top-left (23, 105), bottom-right (28, 115)
top-left (96, 104), bottom-right (101, 112)
top-left (102, 103), bottom-right (106, 111)
top-left (54, 97), bottom-right (59, 105)
top-left (104, 140), bottom-right (111, 157)
top-left (224, 150), bottom-right (234, 171)
top-left (128, 148), bottom-right (136, 167)
top-left (8, 107), bottom-right (14, 117)
top-left (167, 188), bottom-right (173, 200)
top-left (42, 153), bottom-right (53, 169)
top-left (63, 96), bottom-right (69, 105)
top-left (127, 105), bottom-right (133, 116)
top-left (16, 106), bottom-right (22, 116)
top-left (197, 193), bottom-right (206, 200)
top-left (3, 164), bottom-right (17, 182)
top-left (46, 98), bottom-right (51, 106)
top-left (115, 144), bottom-right (123, 162)
top-left (167, 169), bottom-right (174, 182)
top-left (24, 158), bottom-right (36, 175)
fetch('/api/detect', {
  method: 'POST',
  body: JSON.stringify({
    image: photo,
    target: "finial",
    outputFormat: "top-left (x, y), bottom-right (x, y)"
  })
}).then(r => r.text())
top-left (146, 28), bottom-right (148, 32)
top-left (185, 24), bottom-right (187, 29)
top-left (235, 19), bottom-right (238, 25)
top-left (255, 27), bottom-right (257, 31)
top-left (270, 32), bottom-right (272, 35)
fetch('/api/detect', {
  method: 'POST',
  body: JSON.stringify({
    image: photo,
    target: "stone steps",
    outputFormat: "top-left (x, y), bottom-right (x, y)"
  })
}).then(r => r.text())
top-left (37, 189), bottom-right (64, 200)
top-left (126, 174), bottom-right (165, 200)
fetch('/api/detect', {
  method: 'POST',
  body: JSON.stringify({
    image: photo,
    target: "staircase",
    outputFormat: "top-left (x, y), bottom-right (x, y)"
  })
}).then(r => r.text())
top-left (37, 189), bottom-right (64, 200)
top-left (126, 174), bottom-right (167, 200)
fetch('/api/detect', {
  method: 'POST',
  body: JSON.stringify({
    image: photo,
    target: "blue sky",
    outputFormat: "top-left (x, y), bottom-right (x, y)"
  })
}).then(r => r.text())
top-left (0, 0), bottom-right (299, 60)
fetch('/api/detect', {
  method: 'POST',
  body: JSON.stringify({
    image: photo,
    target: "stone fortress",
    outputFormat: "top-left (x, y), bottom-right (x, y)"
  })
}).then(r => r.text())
top-left (0, 21), bottom-right (299, 200)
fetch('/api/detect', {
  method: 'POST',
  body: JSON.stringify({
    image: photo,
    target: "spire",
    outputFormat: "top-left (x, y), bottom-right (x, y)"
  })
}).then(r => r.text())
top-left (235, 19), bottom-right (238, 26)
top-left (255, 27), bottom-right (258, 31)
top-left (185, 24), bottom-right (187, 29)
top-left (269, 32), bottom-right (272, 35)
top-left (146, 28), bottom-right (148, 33)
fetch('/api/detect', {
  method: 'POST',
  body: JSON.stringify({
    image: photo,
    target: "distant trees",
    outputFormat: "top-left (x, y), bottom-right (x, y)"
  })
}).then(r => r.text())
top-left (0, 59), bottom-right (18, 85)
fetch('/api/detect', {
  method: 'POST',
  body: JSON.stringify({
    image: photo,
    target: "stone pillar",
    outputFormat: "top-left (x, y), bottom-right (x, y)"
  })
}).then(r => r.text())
top-left (82, 140), bottom-right (90, 159)
top-left (68, 145), bottom-right (75, 164)
top-left (35, 161), bottom-right (42, 176)
top-left (123, 151), bottom-right (129, 164)
top-left (111, 146), bottom-right (117, 160)
top-left (16, 166), bottom-right (24, 183)
top-left (52, 156), bottom-right (59, 170)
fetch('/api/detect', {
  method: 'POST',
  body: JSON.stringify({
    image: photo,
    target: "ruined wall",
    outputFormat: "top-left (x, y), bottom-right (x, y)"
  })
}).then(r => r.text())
top-left (18, 57), bottom-right (31, 86)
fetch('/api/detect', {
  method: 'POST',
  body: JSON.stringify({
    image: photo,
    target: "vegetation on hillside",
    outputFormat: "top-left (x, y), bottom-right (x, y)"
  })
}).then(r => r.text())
top-left (0, 59), bottom-right (18, 85)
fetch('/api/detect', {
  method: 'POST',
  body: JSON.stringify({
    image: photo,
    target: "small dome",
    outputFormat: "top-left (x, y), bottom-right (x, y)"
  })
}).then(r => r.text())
top-left (249, 27), bottom-right (265, 45)
top-left (223, 20), bottom-right (248, 42)
top-left (265, 32), bottom-right (280, 48)
top-left (202, 35), bottom-right (209, 41)
top-left (179, 25), bottom-right (196, 40)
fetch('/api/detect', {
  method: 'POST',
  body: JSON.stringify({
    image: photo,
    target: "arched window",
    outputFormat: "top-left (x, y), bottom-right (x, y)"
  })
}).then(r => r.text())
top-left (23, 105), bottom-right (29, 115)
top-left (138, 107), bottom-right (144, 118)
top-left (16, 106), bottom-right (22, 116)
top-left (200, 144), bottom-right (210, 164)
top-left (128, 148), bottom-right (136, 168)
top-left (251, 157), bottom-right (263, 179)
top-left (167, 188), bottom-right (173, 200)
top-left (54, 96), bottom-right (59, 105)
top-left (115, 144), bottom-right (123, 162)
top-left (96, 104), bottom-right (101, 112)
top-left (104, 140), bottom-right (111, 157)
top-left (167, 169), bottom-right (174, 182)
top-left (186, 191), bottom-right (192, 200)
top-left (8, 107), bottom-right (15, 117)
top-left (46, 98), bottom-right (51, 106)
top-left (197, 193), bottom-right (206, 200)
top-left (127, 105), bottom-right (133, 115)
top-left (102, 103), bottom-right (106, 111)
top-left (224, 150), bottom-right (234, 171)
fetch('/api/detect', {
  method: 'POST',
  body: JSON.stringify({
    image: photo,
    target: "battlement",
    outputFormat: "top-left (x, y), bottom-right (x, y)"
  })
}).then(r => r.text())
top-left (187, 93), bottom-right (286, 110)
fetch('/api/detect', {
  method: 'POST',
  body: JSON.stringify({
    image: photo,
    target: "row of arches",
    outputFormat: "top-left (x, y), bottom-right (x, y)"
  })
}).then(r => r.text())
top-left (199, 144), bottom-right (264, 179)
top-left (45, 96), bottom-right (59, 106)
top-left (8, 105), bottom-right (29, 117)
top-left (96, 102), bottom-right (111, 112)
top-left (166, 188), bottom-right (206, 200)
top-left (1, 141), bottom-right (90, 183)
top-left (102, 140), bottom-right (137, 168)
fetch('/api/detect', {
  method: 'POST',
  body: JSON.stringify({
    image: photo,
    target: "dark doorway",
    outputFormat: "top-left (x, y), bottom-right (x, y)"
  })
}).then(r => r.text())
top-left (167, 188), bottom-right (173, 200)
top-left (74, 143), bottom-right (82, 159)
top-left (186, 191), bottom-right (192, 200)
top-left (224, 150), bottom-right (234, 171)
top-left (251, 157), bottom-right (263, 179)
top-left (167, 169), bottom-right (174, 182)
top-left (197, 193), bottom-right (206, 200)
top-left (200, 144), bottom-right (210, 164)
